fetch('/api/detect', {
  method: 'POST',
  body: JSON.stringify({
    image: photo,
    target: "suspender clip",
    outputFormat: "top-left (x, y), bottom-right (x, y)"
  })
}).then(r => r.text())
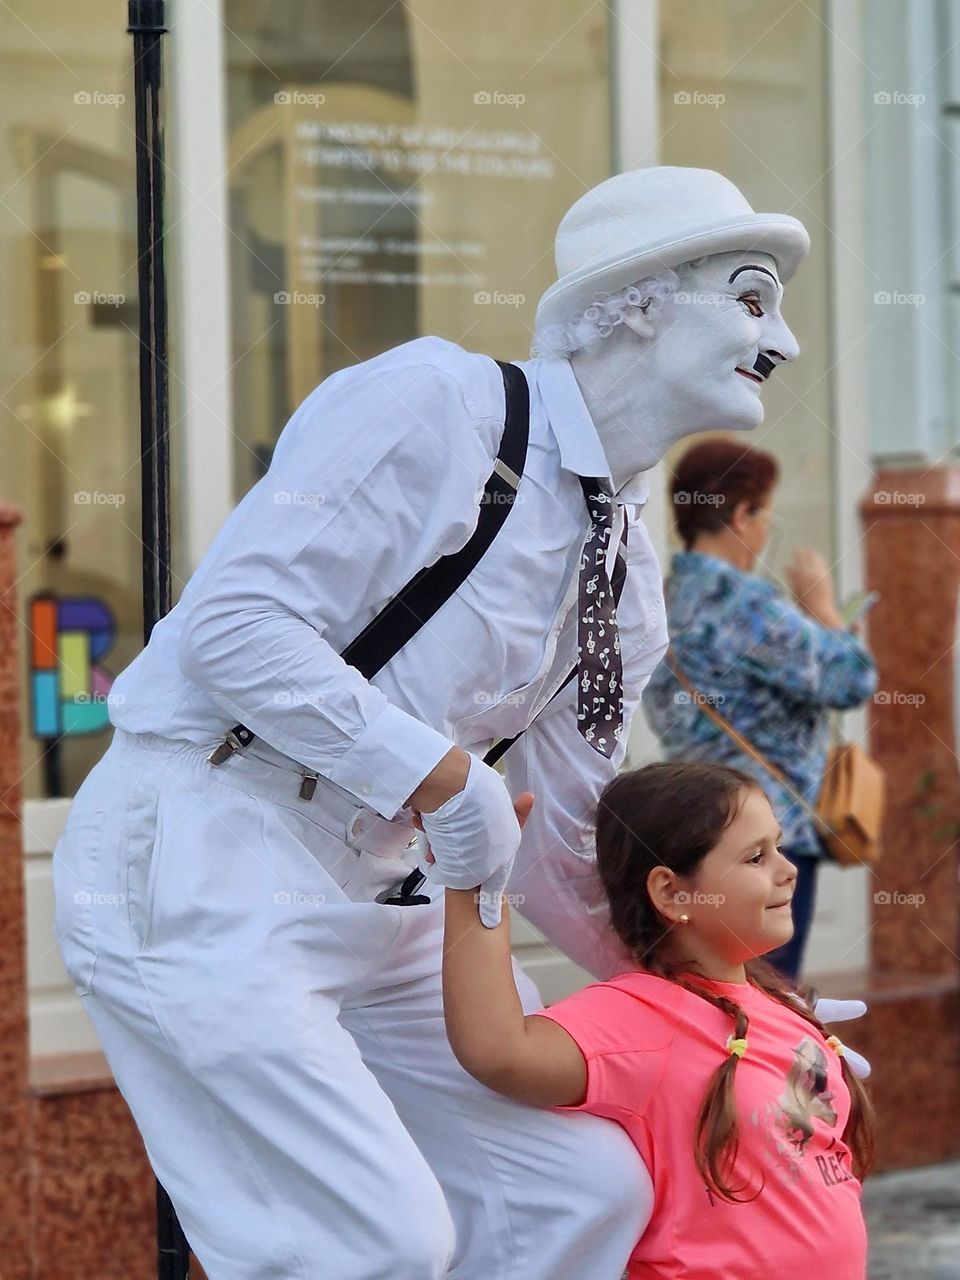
top-left (298, 770), bottom-right (319, 802)
top-left (207, 723), bottom-right (255, 766)
top-left (375, 866), bottom-right (430, 906)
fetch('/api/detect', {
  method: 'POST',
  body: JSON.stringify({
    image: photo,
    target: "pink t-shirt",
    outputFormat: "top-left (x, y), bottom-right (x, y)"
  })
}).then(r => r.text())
top-left (533, 971), bottom-right (866, 1280)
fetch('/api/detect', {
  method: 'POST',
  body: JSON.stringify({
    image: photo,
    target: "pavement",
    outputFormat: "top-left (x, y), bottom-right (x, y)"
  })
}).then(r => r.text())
top-left (864, 1160), bottom-right (960, 1278)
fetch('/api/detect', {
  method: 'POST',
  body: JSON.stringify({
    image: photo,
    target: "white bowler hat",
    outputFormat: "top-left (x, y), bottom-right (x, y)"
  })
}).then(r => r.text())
top-left (535, 166), bottom-right (811, 332)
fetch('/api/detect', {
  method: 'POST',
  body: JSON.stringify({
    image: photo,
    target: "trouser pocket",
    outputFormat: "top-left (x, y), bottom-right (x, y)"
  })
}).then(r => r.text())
top-left (123, 778), bottom-right (164, 953)
top-left (53, 801), bottom-right (114, 996)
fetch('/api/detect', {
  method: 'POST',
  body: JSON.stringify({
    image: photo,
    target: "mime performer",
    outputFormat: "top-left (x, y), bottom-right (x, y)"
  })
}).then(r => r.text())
top-left (55, 167), bottom-right (854, 1280)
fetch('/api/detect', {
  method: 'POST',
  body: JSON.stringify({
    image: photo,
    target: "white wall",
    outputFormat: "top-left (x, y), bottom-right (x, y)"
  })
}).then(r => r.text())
top-left (24, 800), bottom-right (101, 1056)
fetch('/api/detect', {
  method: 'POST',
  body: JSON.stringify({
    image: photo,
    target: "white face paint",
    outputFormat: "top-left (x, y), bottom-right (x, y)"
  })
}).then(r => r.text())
top-left (569, 249), bottom-right (801, 491)
top-left (644, 249), bottom-right (799, 432)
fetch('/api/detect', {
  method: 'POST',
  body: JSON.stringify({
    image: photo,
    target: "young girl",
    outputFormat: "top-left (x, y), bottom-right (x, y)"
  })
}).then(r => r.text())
top-left (440, 760), bottom-right (874, 1280)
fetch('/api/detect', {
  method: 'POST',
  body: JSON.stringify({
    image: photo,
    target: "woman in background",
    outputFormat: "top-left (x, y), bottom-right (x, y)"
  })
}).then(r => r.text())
top-left (641, 440), bottom-right (877, 982)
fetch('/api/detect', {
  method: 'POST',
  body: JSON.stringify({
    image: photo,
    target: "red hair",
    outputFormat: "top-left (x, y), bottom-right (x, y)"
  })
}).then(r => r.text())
top-left (671, 439), bottom-right (779, 550)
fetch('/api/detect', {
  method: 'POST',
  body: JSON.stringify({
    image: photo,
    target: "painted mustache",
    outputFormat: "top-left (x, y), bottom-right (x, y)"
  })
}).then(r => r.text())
top-left (754, 353), bottom-right (776, 380)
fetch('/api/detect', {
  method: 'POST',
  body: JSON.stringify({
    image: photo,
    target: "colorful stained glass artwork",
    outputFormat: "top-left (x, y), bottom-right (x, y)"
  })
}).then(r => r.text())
top-left (28, 594), bottom-right (117, 738)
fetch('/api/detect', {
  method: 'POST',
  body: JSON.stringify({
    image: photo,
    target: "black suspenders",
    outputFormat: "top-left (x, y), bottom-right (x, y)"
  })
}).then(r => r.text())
top-left (206, 358), bottom-right (629, 786)
top-left (341, 360), bottom-right (530, 681)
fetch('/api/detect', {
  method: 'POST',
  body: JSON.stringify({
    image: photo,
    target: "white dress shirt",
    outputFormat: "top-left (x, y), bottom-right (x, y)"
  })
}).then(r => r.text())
top-left (109, 336), bottom-right (669, 975)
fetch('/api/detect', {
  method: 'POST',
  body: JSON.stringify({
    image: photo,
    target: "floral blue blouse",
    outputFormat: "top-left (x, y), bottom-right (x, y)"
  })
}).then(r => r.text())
top-left (641, 551), bottom-right (878, 858)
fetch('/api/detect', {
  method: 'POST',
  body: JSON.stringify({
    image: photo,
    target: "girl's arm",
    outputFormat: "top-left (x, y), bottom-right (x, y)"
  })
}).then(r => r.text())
top-left (442, 883), bottom-right (588, 1107)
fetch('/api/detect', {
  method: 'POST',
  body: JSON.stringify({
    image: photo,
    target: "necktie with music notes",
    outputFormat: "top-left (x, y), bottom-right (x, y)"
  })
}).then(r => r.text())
top-left (576, 476), bottom-right (624, 758)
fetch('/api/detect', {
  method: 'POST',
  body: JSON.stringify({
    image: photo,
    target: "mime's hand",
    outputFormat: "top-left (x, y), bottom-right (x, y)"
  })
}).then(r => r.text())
top-left (413, 761), bottom-right (535, 927)
top-left (413, 790), bottom-right (535, 852)
top-left (812, 997), bottom-right (872, 1079)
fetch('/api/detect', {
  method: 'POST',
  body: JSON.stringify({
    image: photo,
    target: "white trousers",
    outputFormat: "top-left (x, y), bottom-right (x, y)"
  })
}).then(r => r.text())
top-left (52, 729), bottom-right (653, 1279)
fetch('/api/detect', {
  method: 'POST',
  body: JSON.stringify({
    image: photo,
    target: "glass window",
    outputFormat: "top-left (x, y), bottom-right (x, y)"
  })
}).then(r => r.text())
top-left (0, 4), bottom-right (163, 799)
top-left (223, 0), bottom-right (614, 498)
top-left (658, 0), bottom-right (833, 580)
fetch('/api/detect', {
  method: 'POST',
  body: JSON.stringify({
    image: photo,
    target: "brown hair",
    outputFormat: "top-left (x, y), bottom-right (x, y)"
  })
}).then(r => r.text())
top-left (594, 760), bottom-right (874, 1202)
top-left (671, 439), bottom-right (779, 551)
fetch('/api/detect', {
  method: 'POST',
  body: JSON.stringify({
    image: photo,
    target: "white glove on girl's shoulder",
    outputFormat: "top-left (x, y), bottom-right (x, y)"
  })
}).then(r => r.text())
top-left (419, 753), bottom-right (520, 927)
top-left (787, 993), bottom-right (872, 1079)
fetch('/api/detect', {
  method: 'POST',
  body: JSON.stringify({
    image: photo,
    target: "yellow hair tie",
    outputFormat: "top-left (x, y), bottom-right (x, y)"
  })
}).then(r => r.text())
top-left (825, 1035), bottom-right (846, 1057)
top-left (726, 1036), bottom-right (748, 1058)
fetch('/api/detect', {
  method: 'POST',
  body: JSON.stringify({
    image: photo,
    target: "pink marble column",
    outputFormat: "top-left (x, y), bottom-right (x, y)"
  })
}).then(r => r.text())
top-left (828, 467), bottom-right (960, 1170)
top-left (0, 503), bottom-right (31, 1279)
top-left (861, 468), bottom-right (960, 976)
top-left (0, 503), bottom-right (159, 1276)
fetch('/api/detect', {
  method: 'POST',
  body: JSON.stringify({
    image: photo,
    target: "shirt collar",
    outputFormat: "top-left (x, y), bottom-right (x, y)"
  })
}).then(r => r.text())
top-left (672, 549), bottom-right (776, 593)
top-left (673, 549), bottom-right (738, 575)
top-left (532, 356), bottom-right (651, 510)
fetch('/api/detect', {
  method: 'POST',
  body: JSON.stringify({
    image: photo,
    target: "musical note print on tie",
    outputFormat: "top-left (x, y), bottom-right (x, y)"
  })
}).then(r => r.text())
top-left (575, 477), bottom-right (624, 758)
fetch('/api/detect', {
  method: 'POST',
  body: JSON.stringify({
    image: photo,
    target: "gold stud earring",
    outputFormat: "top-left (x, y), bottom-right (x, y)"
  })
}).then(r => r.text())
top-left (679, 913), bottom-right (690, 924)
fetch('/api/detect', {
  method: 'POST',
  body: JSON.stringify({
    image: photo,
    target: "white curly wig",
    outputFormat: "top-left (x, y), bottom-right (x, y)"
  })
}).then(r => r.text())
top-left (531, 255), bottom-right (710, 359)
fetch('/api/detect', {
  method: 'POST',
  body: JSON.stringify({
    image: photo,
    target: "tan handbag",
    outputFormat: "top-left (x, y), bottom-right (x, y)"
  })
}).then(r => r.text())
top-left (664, 649), bottom-right (886, 868)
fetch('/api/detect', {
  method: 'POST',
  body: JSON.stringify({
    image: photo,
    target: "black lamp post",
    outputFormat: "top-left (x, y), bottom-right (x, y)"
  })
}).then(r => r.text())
top-left (126, 2), bottom-right (190, 1276)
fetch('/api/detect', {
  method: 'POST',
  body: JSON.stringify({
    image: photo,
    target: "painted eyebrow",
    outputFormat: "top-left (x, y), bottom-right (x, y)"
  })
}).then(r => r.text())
top-left (740, 825), bottom-right (785, 856)
top-left (728, 264), bottom-right (782, 297)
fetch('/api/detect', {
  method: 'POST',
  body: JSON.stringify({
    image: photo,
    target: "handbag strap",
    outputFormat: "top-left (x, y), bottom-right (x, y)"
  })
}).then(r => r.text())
top-left (664, 647), bottom-right (827, 830)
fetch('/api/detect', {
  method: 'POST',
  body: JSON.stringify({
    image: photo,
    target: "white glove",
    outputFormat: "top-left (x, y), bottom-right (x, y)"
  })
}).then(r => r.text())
top-left (789, 995), bottom-right (872, 1079)
top-left (473, 863), bottom-right (512, 930)
top-left (813, 997), bottom-right (866, 1024)
top-left (812, 997), bottom-right (871, 1079)
top-left (419, 753), bottom-right (521, 928)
